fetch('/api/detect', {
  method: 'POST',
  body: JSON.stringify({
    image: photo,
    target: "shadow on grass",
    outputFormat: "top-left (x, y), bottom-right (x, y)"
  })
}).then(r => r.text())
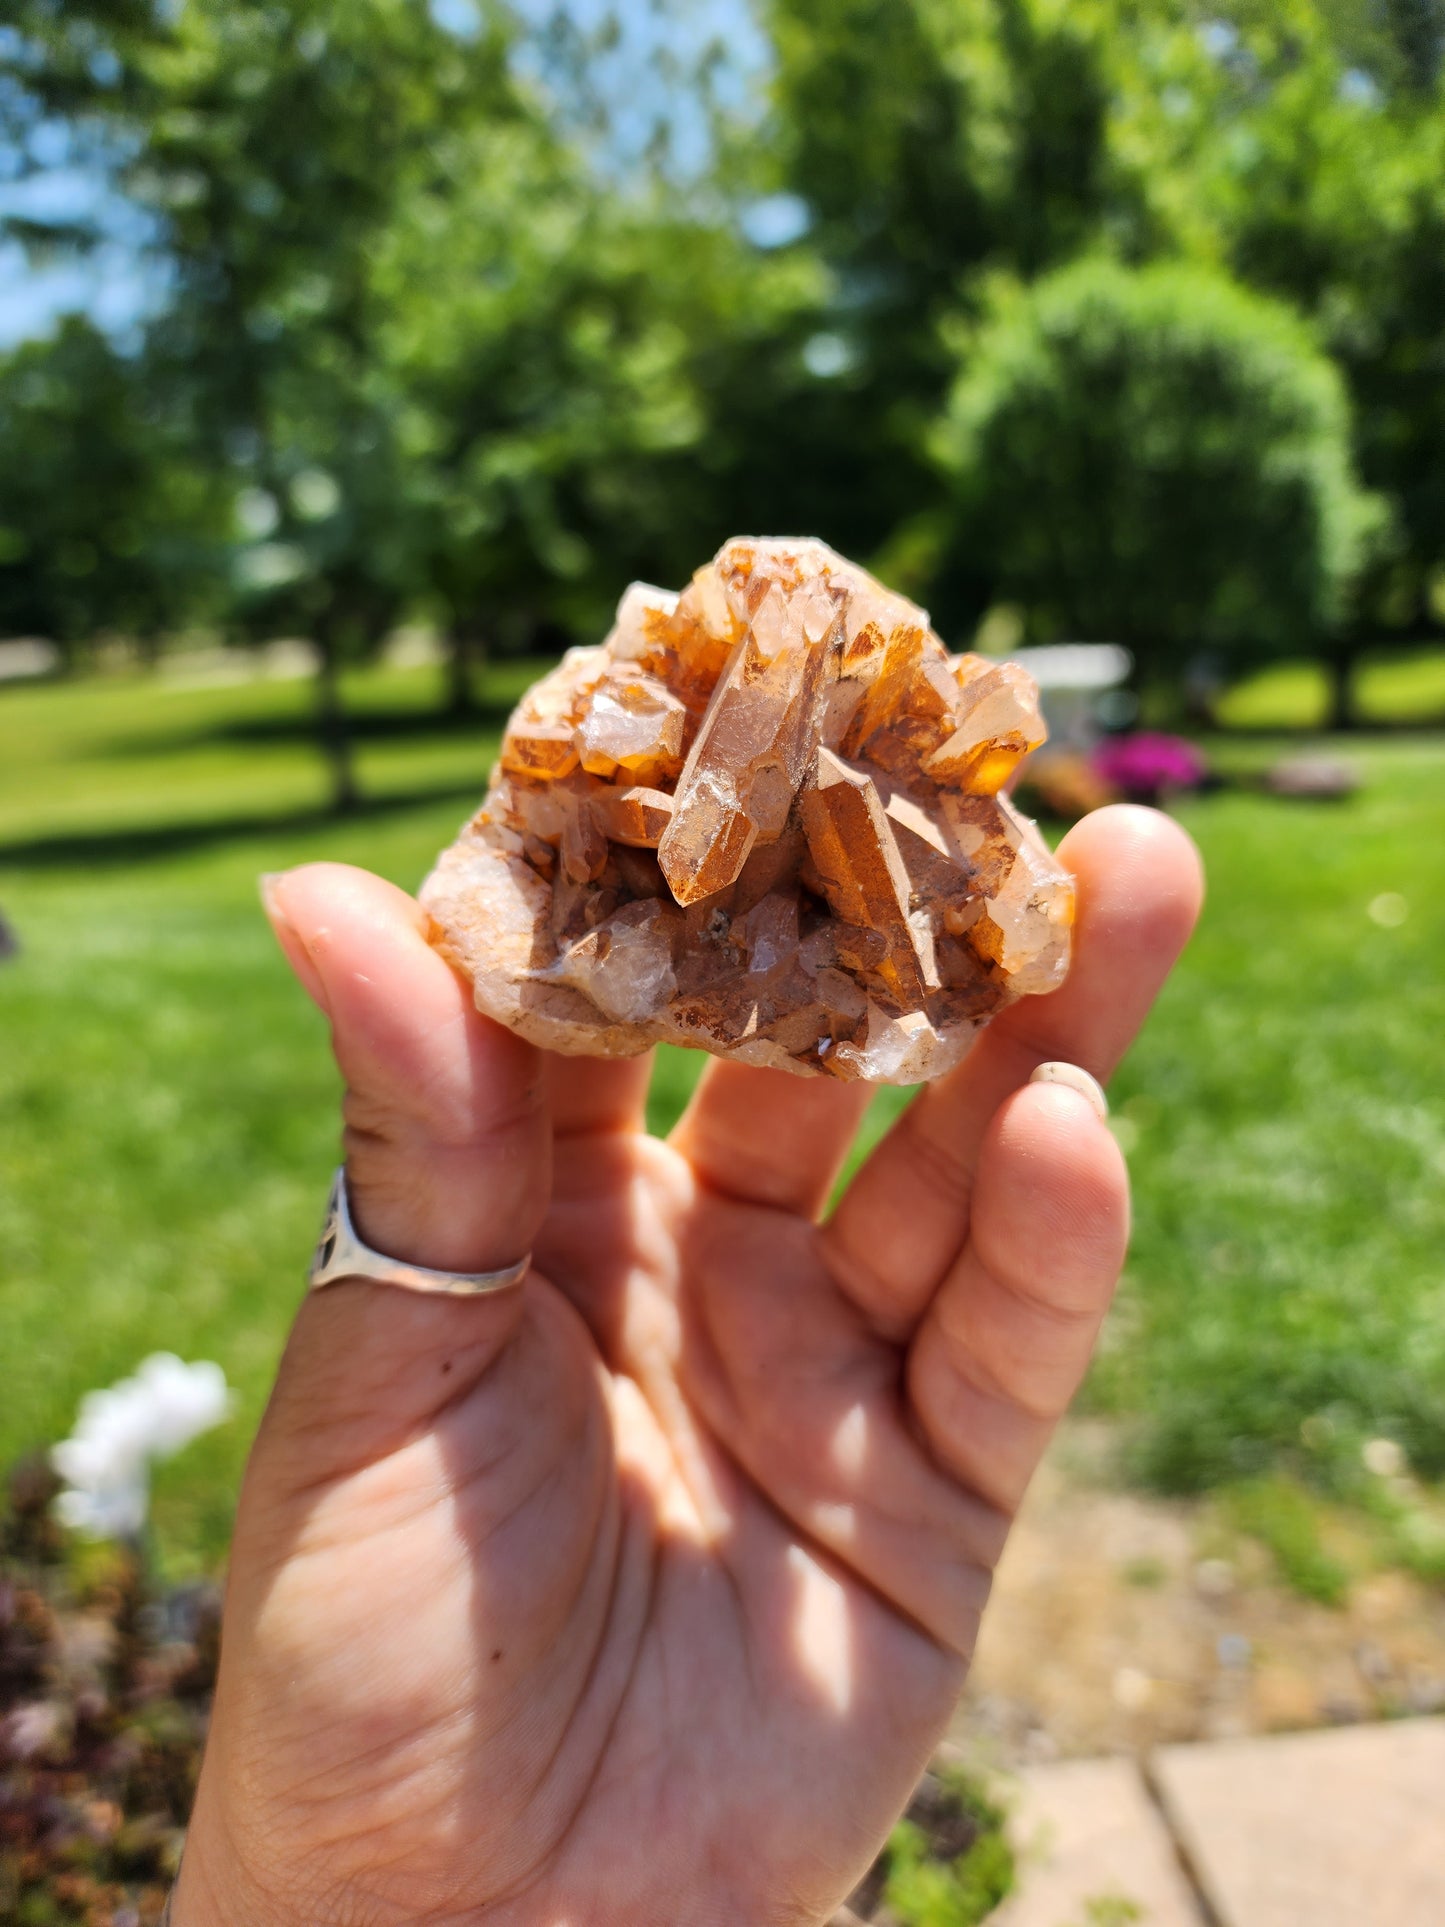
top-left (0, 778), bottom-right (482, 873)
top-left (96, 700), bottom-right (514, 761)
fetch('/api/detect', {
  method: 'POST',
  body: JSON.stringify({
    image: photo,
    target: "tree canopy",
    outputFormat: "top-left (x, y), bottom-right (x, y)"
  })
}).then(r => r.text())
top-left (0, 318), bottom-right (227, 660)
top-left (934, 258), bottom-right (1381, 677)
top-left (1, 0), bottom-right (1442, 759)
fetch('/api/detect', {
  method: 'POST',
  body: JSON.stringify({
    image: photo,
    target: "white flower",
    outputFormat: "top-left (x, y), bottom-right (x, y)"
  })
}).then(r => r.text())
top-left (133, 1353), bottom-right (231, 1453)
top-left (55, 1477), bottom-right (150, 1540)
top-left (51, 1354), bottom-right (232, 1541)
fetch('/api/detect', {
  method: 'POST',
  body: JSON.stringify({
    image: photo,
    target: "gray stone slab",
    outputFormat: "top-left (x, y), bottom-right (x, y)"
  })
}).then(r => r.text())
top-left (992, 1758), bottom-right (1205, 1927)
top-left (1152, 1718), bottom-right (1445, 1927)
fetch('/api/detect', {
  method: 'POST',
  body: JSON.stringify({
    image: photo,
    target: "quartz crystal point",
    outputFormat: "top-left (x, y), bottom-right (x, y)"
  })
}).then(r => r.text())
top-left (423, 537), bottom-right (1075, 1085)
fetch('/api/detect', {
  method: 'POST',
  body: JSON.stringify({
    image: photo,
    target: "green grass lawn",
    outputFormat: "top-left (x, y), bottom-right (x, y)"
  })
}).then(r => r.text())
top-left (2, 660), bottom-right (1443, 1573)
top-left (1099, 735), bottom-right (1445, 1499)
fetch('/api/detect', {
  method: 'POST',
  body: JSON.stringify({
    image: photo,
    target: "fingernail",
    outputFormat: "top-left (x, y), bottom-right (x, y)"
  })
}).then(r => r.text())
top-left (1030, 1060), bottom-right (1109, 1122)
top-left (259, 872), bottom-right (330, 1015)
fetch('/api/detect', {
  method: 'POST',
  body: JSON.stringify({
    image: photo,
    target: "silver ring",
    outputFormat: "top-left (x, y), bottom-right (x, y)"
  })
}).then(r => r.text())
top-left (308, 1167), bottom-right (532, 1298)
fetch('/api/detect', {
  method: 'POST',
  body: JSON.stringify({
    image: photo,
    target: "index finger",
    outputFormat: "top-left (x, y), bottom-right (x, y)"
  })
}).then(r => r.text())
top-left (821, 806), bottom-right (1203, 1337)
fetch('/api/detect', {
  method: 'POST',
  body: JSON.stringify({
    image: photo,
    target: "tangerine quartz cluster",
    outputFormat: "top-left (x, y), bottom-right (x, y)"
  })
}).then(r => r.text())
top-left (421, 538), bottom-right (1075, 1085)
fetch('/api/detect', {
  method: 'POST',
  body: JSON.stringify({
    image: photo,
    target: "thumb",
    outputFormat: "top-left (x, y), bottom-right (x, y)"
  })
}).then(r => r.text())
top-left (257, 862), bottom-right (551, 1453)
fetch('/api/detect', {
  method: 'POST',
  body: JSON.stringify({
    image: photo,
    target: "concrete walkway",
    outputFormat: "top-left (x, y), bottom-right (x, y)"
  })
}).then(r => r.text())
top-left (992, 1718), bottom-right (1445, 1927)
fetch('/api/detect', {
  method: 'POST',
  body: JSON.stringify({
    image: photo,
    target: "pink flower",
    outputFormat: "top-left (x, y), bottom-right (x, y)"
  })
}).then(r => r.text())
top-left (1092, 733), bottom-right (1207, 797)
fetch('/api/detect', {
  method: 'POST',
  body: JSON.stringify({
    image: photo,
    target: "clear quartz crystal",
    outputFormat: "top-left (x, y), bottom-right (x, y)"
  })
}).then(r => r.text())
top-left (799, 747), bottom-right (936, 1003)
top-left (591, 785), bottom-right (675, 848)
top-left (926, 659), bottom-right (1047, 792)
top-left (743, 892), bottom-right (800, 976)
top-left (422, 537), bottom-right (1075, 1084)
top-left (552, 901), bottom-right (678, 1023)
top-left (576, 675), bottom-right (687, 782)
top-left (658, 578), bottom-right (834, 904)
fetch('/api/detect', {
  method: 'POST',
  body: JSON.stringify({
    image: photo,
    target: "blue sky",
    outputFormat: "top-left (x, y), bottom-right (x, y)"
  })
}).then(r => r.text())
top-left (0, 161), bottom-right (162, 350)
top-left (0, 26), bottom-right (164, 351)
top-left (0, 0), bottom-right (770, 351)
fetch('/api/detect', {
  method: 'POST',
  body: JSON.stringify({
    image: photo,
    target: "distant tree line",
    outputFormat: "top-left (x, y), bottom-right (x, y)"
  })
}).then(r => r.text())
top-left (2, 0), bottom-right (1443, 798)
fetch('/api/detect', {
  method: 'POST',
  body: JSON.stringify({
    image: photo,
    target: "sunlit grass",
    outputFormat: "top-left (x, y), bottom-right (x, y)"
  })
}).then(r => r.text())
top-left (1214, 643), bottom-right (1445, 731)
top-left (1095, 736), bottom-right (1445, 1499)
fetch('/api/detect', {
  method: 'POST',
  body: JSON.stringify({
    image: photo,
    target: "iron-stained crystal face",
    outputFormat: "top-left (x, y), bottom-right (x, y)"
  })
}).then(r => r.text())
top-left (422, 538), bottom-right (1073, 1084)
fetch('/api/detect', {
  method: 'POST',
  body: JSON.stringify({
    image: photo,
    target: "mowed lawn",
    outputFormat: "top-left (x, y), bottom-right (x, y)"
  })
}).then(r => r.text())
top-left (1, 658), bottom-right (1443, 1571)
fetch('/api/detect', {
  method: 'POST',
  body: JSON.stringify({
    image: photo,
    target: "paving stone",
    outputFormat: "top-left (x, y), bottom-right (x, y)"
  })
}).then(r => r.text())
top-left (1152, 1718), bottom-right (1445, 1927)
top-left (991, 1758), bottom-right (1205, 1927)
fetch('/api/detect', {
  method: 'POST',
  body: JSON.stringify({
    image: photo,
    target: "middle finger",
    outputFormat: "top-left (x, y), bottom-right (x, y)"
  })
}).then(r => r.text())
top-left (670, 1059), bottom-right (874, 1218)
top-left (821, 806), bottom-right (1203, 1337)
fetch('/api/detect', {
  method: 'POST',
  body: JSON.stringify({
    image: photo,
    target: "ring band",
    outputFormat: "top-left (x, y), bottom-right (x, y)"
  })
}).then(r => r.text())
top-left (308, 1167), bottom-right (532, 1298)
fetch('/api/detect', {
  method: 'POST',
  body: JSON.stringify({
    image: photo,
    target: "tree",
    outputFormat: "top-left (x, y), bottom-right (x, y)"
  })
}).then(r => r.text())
top-left (1178, 9), bottom-right (1445, 686)
top-left (6, 0), bottom-right (1440, 726)
top-left (2, 0), bottom-right (554, 806)
top-left (1, 0), bottom-right (825, 738)
top-left (933, 259), bottom-right (1382, 692)
top-left (1235, 0), bottom-right (1445, 94)
top-left (758, 0), bottom-right (1133, 581)
top-left (0, 320), bottom-right (226, 662)
top-left (761, 0), bottom-right (1445, 694)
top-left (371, 115), bottom-right (706, 708)
top-left (755, 0), bottom-right (1342, 629)
top-left (142, 0), bottom-right (537, 805)
top-left (369, 77), bottom-right (846, 694)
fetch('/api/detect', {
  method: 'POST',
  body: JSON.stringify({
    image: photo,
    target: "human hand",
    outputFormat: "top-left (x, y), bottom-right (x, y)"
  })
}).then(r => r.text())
top-left (174, 805), bottom-right (1201, 1927)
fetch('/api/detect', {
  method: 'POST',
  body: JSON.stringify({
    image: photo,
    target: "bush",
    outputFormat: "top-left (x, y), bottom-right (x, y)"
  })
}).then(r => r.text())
top-left (0, 1460), bottom-right (218, 1926)
top-left (846, 1766), bottom-right (1014, 1925)
top-left (936, 258), bottom-right (1383, 682)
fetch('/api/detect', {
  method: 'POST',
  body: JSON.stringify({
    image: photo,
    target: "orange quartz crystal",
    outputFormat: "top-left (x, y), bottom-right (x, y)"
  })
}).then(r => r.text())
top-left (422, 537), bottom-right (1075, 1084)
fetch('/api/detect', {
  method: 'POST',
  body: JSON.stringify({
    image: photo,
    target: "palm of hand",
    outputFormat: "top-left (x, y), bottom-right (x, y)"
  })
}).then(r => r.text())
top-left (185, 808), bottom-right (1199, 1927)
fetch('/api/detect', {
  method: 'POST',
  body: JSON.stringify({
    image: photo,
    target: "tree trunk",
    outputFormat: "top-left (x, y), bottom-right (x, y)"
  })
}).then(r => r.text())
top-left (1325, 641), bottom-right (1361, 733)
top-left (315, 625), bottom-right (361, 813)
top-left (444, 627), bottom-right (488, 718)
top-left (445, 627), bottom-right (474, 717)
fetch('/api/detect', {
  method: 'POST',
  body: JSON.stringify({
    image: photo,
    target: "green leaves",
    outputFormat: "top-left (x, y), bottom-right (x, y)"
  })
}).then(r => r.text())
top-left (880, 1772), bottom-right (1015, 1927)
top-left (2, 0), bottom-right (1444, 672)
top-left (934, 257), bottom-right (1385, 672)
top-left (0, 319), bottom-right (229, 658)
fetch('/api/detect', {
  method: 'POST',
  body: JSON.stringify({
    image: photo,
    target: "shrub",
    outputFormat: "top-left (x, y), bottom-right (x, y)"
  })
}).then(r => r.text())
top-left (936, 259), bottom-right (1383, 684)
top-left (0, 1459), bottom-right (218, 1926)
